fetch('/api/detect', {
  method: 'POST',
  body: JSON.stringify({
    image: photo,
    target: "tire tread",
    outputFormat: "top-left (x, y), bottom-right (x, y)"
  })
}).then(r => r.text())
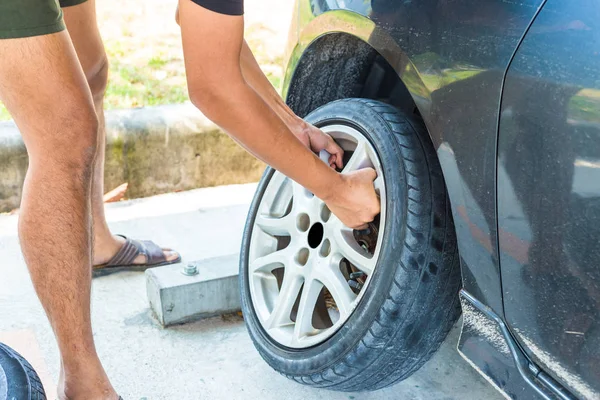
top-left (242, 99), bottom-right (462, 392)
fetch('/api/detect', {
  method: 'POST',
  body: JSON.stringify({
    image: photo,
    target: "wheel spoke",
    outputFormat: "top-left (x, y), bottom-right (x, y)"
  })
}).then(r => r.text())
top-left (255, 213), bottom-right (293, 236)
top-left (292, 180), bottom-right (313, 208)
top-left (269, 170), bottom-right (288, 190)
top-left (265, 274), bottom-right (304, 330)
top-left (250, 247), bottom-right (294, 273)
top-left (342, 139), bottom-right (371, 173)
top-left (293, 277), bottom-right (323, 342)
top-left (315, 268), bottom-right (357, 317)
top-left (332, 228), bottom-right (376, 275)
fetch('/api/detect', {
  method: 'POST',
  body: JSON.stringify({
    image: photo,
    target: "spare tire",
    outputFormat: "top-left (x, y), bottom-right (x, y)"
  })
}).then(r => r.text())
top-left (239, 99), bottom-right (461, 391)
top-left (0, 343), bottom-right (46, 400)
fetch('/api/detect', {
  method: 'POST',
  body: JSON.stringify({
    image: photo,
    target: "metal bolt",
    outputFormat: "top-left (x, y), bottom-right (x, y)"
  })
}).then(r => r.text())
top-left (181, 263), bottom-right (198, 276)
top-left (350, 271), bottom-right (366, 280)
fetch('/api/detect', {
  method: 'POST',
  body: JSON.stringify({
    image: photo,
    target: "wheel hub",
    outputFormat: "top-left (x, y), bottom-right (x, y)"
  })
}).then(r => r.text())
top-left (308, 222), bottom-right (324, 248)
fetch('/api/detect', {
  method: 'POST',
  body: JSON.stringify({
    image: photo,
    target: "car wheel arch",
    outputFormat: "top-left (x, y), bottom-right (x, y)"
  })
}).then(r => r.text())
top-left (283, 30), bottom-right (465, 277)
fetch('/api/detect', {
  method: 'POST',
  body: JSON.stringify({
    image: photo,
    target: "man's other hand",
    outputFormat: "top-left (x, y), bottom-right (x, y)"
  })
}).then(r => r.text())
top-left (293, 121), bottom-right (344, 169)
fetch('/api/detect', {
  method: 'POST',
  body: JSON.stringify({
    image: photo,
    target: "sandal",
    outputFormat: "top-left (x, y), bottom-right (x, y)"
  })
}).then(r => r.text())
top-left (93, 235), bottom-right (181, 277)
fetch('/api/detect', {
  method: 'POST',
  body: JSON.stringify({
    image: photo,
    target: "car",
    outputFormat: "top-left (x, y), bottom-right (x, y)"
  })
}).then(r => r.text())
top-left (238, 1), bottom-right (600, 399)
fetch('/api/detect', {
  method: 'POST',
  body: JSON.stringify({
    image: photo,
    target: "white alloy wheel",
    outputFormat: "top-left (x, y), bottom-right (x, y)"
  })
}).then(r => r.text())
top-left (247, 124), bottom-right (386, 348)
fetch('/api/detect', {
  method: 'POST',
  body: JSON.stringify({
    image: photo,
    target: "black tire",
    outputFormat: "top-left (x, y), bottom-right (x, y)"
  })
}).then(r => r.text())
top-left (0, 343), bottom-right (46, 400)
top-left (240, 98), bottom-right (461, 391)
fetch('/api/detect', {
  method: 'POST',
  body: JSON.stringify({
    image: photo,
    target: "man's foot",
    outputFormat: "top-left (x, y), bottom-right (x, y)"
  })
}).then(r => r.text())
top-left (58, 383), bottom-right (119, 400)
top-left (58, 363), bottom-right (118, 400)
top-left (93, 234), bottom-right (180, 274)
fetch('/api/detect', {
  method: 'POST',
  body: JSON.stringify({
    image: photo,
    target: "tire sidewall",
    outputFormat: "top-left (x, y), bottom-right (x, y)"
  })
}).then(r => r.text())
top-left (240, 100), bottom-right (411, 375)
top-left (0, 362), bottom-right (7, 400)
top-left (0, 344), bottom-right (31, 400)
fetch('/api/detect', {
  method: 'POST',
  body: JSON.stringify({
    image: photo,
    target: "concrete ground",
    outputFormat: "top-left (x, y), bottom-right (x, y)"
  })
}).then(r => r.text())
top-left (0, 185), bottom-right (502, 400)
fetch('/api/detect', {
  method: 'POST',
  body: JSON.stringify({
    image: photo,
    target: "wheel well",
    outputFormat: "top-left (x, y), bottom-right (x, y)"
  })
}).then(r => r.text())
top-left (286, 33), bottom-right (462, 282)
top-left (286, 33), bottom-right (418, 119)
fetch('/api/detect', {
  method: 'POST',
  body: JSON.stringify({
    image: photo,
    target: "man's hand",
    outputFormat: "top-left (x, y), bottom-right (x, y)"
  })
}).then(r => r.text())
top-left (291, 122), bottom-right (379, 229)
top-left (292, 121), bottom-right (344, 169)
top-left (292, 122), bottom-right (380, 229)
top-left (324, 168), bottom-right (380, 229)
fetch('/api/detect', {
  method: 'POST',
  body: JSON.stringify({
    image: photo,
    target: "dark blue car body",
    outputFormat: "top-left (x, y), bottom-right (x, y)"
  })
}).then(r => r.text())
top-left (281, 1), bottom-right (600, 398)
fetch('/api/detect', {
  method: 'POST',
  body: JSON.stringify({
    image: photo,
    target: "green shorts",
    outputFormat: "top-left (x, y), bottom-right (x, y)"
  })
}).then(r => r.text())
top-left (0, 0), bottom-right (88, 40)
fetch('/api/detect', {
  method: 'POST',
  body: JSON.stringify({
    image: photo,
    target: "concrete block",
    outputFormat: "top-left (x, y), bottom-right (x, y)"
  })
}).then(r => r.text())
top-left (146, 253), bottom-right (241, 327)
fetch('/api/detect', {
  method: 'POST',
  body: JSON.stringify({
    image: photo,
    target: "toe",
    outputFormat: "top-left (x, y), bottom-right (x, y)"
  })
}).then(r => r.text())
top-left (163, 250), bottom-right (180, 262)
top-left (130, 248), bottom-right (180, 265)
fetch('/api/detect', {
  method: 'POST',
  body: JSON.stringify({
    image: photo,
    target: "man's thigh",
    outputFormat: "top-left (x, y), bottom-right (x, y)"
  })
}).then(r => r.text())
top-left (0, 31), bottom-right (95, 153)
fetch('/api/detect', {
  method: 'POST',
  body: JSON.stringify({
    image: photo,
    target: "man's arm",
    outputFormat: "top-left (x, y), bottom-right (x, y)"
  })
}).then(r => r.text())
top-left (176, 4), bottom-right (343, 169)
top-left (177, 0), bottom-right (379, 228)
top-left (239, 41), bottom-right (343, 168)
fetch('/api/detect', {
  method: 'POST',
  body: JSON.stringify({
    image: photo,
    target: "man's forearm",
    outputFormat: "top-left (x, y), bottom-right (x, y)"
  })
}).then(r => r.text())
top-left (240, 41), bottom-right (306, 133)
top-left (194, 78), bottom-right (341, 201)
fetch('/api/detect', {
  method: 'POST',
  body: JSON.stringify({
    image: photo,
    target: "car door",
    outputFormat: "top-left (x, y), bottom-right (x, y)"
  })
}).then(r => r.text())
top-left (497, 1), bottom-right (600, 398)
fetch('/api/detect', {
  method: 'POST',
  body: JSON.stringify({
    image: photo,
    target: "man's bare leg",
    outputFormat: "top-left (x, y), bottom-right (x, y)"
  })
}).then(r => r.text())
top-left (62, 0), bottom-right (178, 266)
top-left (0, 32), bottom-right (117, 399)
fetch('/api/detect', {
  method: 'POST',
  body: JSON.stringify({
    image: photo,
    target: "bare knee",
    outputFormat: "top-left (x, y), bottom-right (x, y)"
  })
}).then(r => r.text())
top-left (86, 56), bottom-right (109, 104)
top-left (31, 105), bottom-right (100, 176)
top-left (65, 107), bottom-right (99, 170)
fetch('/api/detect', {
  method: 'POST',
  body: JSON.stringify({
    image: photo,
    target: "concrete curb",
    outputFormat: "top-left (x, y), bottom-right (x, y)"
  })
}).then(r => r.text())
top-left (0, 103), bottom-right (265, 212)
top-left (146, 254), bottom-right (241, 327)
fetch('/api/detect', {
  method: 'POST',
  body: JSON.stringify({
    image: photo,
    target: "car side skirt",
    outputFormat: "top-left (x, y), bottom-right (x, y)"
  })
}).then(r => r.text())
top-left (459, 290), bottom-right (576, 400)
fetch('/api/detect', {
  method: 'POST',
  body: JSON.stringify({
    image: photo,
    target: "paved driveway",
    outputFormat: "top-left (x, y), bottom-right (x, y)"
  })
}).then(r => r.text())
top-left (0, 185), bottom-right (502, 399)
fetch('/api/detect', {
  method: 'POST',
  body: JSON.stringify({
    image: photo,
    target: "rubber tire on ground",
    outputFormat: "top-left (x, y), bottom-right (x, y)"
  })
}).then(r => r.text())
top-left (240, 99), bottom-right (462, 391)
top-left (0, 343), bottom-right (46, 400)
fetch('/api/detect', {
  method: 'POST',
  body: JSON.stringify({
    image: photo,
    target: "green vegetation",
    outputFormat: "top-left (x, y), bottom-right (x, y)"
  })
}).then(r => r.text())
top-left (0, 23), bottom-right (284, 121)
top-left (0, 107), bottom-right (10, 121)
top-left (569, 89), bottom-right (600, 124)
top-left (104, 55), bottom-right (188, 109)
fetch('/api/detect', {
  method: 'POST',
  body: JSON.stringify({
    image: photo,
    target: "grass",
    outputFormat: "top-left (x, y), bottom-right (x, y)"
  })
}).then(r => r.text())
top-left (0, 2), bottom-right (285, 121)
top-left (104, 56), bottom-right (189, 109)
